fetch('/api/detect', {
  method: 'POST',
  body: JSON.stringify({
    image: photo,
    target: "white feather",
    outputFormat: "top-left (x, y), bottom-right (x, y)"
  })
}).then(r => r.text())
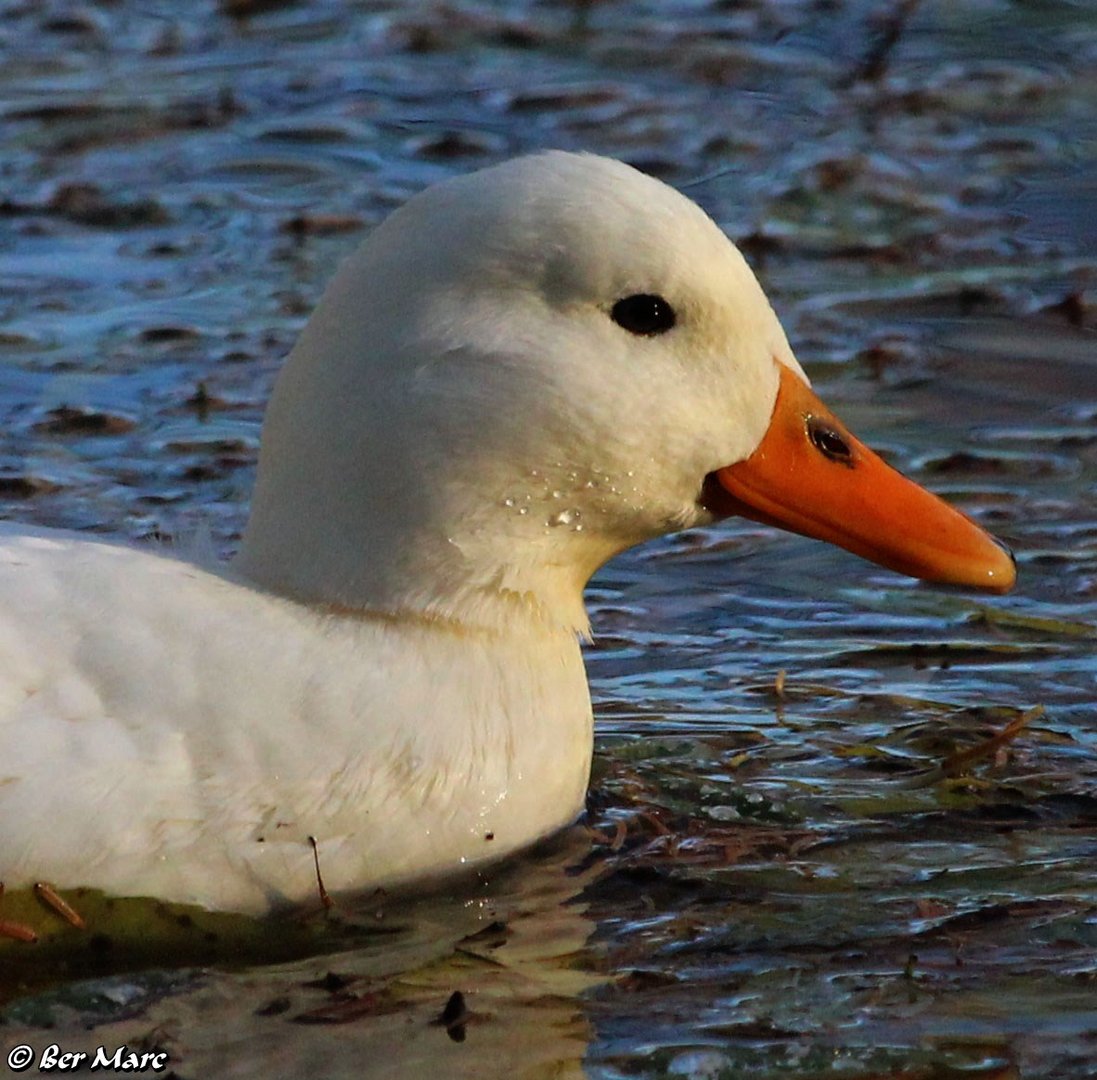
top-left (0, 152), bottom-right (799, 912)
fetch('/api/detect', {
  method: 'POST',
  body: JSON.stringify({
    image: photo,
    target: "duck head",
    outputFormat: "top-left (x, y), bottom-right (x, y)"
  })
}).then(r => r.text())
top-left (237, 152), bottom-right (1014, 634)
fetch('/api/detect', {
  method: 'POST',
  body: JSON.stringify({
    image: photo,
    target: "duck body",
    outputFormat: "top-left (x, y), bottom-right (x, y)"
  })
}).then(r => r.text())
top-left (0, 526), bottom-right (590, 912)
top-left (0, 152), bottom-right (1014, 914)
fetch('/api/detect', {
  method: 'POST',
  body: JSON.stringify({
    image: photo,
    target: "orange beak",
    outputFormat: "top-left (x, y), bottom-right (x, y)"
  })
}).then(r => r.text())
top-left (710, 364), bottom-right (1016, 593)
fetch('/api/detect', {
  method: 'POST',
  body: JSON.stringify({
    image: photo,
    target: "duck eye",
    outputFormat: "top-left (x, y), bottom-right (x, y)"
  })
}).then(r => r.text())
top-left (611, 294), bottom-right (676, 336)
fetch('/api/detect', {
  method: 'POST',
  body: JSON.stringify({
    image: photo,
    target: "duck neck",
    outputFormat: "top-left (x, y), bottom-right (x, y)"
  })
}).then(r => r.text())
top-left (234, 513), bottom-right (597, 641)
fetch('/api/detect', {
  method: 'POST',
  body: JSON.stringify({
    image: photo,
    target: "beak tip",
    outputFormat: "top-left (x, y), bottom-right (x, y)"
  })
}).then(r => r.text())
top-left (988, 539), bottom-right (1018, 593)
top-left (989, 555), bottom-right (1018, 595)
top-left (961, 540), bottom-right (1016, 594)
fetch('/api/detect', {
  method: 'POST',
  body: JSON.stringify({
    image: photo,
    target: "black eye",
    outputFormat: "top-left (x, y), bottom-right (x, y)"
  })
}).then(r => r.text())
top-left (610, 294), bottom-right (676, 336)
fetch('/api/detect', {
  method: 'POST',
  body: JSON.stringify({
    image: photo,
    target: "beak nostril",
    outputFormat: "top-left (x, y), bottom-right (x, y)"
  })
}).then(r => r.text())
top-left (807, 417), bottom-right (853, 465)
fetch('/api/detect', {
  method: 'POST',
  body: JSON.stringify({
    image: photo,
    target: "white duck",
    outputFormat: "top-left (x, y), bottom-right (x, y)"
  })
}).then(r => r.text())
top-left (0, 152), bottom-right (1014, 917)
